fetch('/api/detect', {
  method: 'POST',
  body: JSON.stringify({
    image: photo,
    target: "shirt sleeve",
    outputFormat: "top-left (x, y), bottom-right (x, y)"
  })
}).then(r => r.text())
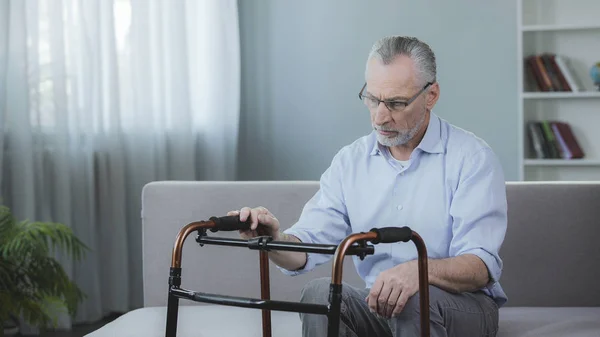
top-left (277, 150), bottom-right (352, 276)
top-left (448, 147), bottom-right (508, 289)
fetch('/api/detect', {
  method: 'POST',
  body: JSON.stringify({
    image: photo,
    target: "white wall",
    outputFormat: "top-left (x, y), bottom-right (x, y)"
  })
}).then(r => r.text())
top-left (237, 0), bottom-right (518, 181)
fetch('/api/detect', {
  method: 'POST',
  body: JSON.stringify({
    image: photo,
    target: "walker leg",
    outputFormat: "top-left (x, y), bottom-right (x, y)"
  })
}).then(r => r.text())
top-left (165, 291), bottom-right (179, 337)
top-left (326, 283), bottom-right (343, 337)
top-left (166, 267), bottom-right (182, 337)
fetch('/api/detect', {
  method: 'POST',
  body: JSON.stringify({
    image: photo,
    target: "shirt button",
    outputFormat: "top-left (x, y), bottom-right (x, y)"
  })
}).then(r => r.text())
top-left (397, 204), bottom-right (403, 210)
top-left (400, 172), bottom-right (405, 176)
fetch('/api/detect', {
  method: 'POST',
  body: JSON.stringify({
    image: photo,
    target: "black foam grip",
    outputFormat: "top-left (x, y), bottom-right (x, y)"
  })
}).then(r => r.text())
top-left (370, 227), bottom-right (412, 244)
top-left (209, 216), bottom-right (253, 232)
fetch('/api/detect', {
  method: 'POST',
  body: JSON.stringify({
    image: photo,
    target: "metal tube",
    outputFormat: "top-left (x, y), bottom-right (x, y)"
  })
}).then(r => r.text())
top-left (165, 292), bottom-right (179, 337)
top-left (330, 230), bottom-right (430, 337)
top-left (170, 287), bottom-right (330, 315)
top-left (331, 232), bottom-right (378, 285)
top-left (260, 251), bottom-right (272, 337)
top-left (326, 283), bottom-right (343, 337)
top-left (171, 220), bottom-right (215, 268)
top-left (165, 267), bottom-right (182, 337)
top-left (411, 232), bottom-right (430, 337)
top-left (168, 221), bottom-right (215, 336)
top-left (196, 236), bottom-right (374, 256)
top-left (327, 232), bottom-right (377, 337)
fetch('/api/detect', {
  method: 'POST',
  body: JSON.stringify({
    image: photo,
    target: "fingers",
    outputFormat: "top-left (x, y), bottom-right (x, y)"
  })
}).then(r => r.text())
top-left (238, 207), bottom-right (260, 230)
top-left (366, 279), bottom-right (383, 314)
top-left (385, 286), bottom-right (402, 318)
top-left (238, 229), bottom-right (253, 239)
top-left (257, 213), bottom-right (276, 227)
top-left (376, 282), bottom-right (392, 317)
top-left (239, 207), bottom-right (252, 222)
top-left (252, 206), bottom-right (273, 230)
top-left (233, 206), bottom-right (275, 232)
top-left (392, 290), bottom-right (410, 318)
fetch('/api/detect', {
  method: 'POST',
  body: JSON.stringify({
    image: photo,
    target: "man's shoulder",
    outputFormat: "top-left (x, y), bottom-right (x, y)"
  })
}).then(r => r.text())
top-left (440, 117), bottom-right (496, 159)
top-left (332, 131), bottom-right (377, 163)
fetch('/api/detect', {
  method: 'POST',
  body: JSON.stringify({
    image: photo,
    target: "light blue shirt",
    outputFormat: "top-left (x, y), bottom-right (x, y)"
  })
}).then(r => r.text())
top-left (281, 113), bottom-right (508, 307)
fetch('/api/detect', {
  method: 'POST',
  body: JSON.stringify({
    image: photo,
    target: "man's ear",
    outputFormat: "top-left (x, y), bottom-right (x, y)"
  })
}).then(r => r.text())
top-left (426, 82), bottom-right (440, 110)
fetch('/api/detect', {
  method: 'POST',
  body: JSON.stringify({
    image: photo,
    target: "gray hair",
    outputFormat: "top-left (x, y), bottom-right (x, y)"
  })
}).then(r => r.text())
top-left (367, 36), bottom-right (437, 86)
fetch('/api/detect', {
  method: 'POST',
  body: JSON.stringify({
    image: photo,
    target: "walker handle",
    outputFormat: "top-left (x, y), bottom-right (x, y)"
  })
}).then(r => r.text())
top-left (369, 227), bottom-right (413, 244)
top-left (209, 216), bottom-right (253, 232)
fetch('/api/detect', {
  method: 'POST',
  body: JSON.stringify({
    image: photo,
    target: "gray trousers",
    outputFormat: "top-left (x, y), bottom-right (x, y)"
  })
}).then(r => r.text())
top-left (299, 277), bottom-right (499, 337)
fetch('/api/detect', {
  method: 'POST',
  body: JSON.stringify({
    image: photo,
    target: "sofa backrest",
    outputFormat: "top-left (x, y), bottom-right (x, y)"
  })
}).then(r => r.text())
top-left (502, 181), bottom-right (600, 307)
top-left (141, 181), bottom-right (600, 308)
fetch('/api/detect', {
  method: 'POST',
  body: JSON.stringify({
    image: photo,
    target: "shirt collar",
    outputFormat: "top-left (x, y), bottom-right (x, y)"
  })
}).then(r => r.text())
top-left (369, 112), bottom-right (444, 156)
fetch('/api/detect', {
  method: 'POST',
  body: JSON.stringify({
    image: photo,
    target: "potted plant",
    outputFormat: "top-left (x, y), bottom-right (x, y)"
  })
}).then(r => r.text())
top-left (0, 204), bottom-right (87, 336)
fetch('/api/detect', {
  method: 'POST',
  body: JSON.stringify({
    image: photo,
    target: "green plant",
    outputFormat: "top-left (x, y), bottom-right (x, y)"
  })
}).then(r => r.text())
top-left (0, 204), bottom-right (88, 334)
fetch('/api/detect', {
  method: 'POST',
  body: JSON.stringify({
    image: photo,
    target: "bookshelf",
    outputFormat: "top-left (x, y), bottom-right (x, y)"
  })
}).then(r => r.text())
top-left (524, 159), bottom-right (600, 167)
top-left (523, 92), bottom-right (600, 99)
top-left (517, 0), bottom-right (600, 181)
top-left (522, 23), bottom-right (600, 32)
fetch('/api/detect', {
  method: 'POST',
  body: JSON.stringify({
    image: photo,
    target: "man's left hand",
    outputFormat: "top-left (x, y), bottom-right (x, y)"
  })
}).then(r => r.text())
top-left (366, 260), bottom-right (419, 318)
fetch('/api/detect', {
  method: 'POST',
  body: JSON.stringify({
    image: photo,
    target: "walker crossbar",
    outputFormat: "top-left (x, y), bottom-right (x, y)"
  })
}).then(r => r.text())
top-left (196, 236), bottom-right (376, 257)
top-left (165, 215), bottom-right (430, 337)
top-left (170, 287), bottom-right (330, 314)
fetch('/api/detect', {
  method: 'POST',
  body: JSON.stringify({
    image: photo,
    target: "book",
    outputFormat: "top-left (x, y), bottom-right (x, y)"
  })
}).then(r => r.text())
top-left (527, 122), bottom-right (545, 158)
top-left (551, 122), bottom-right (585, 159)
top-left (554, 55), bottom-right (581, 92)
top-left (551, 123), bottom-right (572, 159)
top-left (541, 121), bottom-right (561, 158)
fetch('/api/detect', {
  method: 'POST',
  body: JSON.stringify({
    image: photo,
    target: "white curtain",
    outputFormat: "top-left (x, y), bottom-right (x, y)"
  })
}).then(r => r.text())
top-left (0, 0), bottom-right (240, 331)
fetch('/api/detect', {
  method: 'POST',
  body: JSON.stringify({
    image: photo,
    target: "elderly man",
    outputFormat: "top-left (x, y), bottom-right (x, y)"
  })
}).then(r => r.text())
top-left (229, 36), bottom-right (506, 337)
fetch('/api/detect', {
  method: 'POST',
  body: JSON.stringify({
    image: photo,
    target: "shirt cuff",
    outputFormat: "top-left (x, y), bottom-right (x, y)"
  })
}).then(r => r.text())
top-left (275, 228), bottom-right (316, 276)
top-left (459, 247), bottom-right (502, 288)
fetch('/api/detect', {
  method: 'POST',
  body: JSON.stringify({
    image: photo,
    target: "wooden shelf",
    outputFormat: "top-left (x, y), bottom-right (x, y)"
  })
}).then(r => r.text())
top-left (522, 92), bottom-right (600, 99)
top-left (522, 23), bottom-right (600, 32)
top-left (524, 159), bottom-right (600, 166)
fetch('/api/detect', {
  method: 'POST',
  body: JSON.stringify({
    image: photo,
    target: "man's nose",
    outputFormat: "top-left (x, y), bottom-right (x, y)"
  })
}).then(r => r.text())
top-left (373, 102), bottom-right (392, 124)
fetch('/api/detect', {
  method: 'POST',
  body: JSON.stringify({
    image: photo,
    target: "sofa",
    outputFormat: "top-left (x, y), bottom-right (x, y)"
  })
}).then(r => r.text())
top-left (86, 181), bottom-right (600, 336)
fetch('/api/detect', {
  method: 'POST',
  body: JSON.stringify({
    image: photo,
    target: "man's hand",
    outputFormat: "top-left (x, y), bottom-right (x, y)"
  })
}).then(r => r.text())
top-left (227, 206), bottom-right (280, 240)
top-left (366, 260), bottom-right (419, 318)
top-left (227, 206), bottom-right (308, 272)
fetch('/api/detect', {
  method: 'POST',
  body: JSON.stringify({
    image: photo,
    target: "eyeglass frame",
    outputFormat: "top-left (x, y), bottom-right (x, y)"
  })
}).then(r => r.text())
top-left (358, 81), bottom-right (434, 112)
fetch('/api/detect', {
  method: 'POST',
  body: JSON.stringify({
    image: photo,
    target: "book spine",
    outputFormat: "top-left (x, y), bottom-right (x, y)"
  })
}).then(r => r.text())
top-left (541, 121), bottom-right (561, 158)
top-left (551, 122), bottom-right (572, 159)
top-left (528, 122), bottom-right (545, 158)
top-left (555, 55), bottom-right (580, 92)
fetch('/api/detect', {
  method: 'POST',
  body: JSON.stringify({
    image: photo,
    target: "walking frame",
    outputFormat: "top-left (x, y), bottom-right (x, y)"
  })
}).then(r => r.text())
top-left (165, 215), bottom-right (431, 337)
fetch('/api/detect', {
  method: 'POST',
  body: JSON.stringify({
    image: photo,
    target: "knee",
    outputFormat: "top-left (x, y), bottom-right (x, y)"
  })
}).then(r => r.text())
top-left (399, 291), bottom-right (422, 318)
top-left (398, 285), bottom-right (444, 318)
top-left (300, 277), bottom-right (332, 305)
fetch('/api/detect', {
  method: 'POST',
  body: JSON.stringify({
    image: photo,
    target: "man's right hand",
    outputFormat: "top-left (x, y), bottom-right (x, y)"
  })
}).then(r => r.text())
top-left (227, 206), bottom-right (281, 240)
top-left (228, 206), bottom-right (307, 272)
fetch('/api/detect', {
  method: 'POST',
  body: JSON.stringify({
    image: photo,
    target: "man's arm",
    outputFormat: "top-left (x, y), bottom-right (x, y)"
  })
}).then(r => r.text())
top-left (268, 231), bottom-right (307, 272)
top-left (276, 149), bottom-right (352, 276)
top-left (427, 254), bottom-right (490, 293)
top-left (446, 146), bottom-right (507, 289)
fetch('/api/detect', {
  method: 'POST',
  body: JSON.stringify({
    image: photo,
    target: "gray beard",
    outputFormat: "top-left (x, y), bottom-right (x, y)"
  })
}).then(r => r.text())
top-left (375, 110), bottom-right (427, 147)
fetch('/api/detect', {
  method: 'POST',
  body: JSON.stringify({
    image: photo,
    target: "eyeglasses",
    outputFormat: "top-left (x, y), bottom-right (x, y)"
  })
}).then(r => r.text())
top-left (358, 82), bottom-right (433, 113)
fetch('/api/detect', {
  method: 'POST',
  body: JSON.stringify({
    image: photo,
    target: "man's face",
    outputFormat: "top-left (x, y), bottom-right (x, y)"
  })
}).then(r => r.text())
top-left (365, 55), bottom-right (428, 147)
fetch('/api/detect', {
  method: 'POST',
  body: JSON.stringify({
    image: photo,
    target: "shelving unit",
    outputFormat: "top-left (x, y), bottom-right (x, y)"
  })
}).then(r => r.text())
top-left (524, 159), bottom-right (600, 167)
top-left (522, 23), bottom-right (600, 32)
top-left (517, 0), bottom-right (600, 181)
top-left (523, 92), bottom-right (600, 99)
